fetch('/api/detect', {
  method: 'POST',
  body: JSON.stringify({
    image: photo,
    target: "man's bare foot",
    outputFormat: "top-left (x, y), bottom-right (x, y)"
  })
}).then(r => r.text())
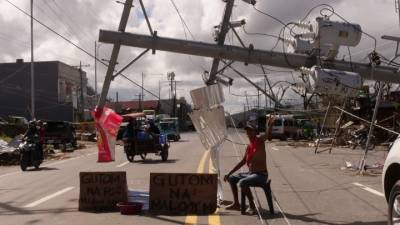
top-left (225, 203), bottom-right (240, 210)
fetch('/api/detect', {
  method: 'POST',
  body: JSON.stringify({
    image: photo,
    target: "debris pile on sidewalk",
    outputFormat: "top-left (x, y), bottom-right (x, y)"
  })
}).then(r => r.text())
top-left (0, 137), bottom-right (20, 166)
top-left (0, 139), bottom-right (7, 148)
top-left (308, 138), bottom-right (333, 147)
top-left (0, 135), bottom-right (88, 166)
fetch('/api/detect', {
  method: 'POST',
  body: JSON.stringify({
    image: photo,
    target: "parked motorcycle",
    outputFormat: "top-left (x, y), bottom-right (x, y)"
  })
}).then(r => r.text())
top-left (348, 131), bottom-right (376, 150)
top-left (18, 135), bottom-right (43, 171)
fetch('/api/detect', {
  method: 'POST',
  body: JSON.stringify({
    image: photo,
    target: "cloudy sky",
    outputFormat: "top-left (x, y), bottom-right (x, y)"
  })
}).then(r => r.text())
top-left (0, 0), bottom-right (399, 113)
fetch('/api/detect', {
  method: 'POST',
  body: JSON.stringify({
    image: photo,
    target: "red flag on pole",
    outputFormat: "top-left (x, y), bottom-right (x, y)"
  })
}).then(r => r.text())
top-left (92, 107), bottom-right (123, 162)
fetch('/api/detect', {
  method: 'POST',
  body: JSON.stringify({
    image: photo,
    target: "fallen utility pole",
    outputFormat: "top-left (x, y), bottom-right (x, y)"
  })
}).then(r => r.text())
top-left (208, 0), bottom-right (235, 85)
top-left (97, 0), bottom-right (133, 110)
top-left (98, 30), bottom-right (400, 84)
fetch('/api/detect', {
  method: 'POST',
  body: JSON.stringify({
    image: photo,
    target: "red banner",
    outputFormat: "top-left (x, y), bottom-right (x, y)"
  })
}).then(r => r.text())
top-left (92, 107), bottom-right (123, 162)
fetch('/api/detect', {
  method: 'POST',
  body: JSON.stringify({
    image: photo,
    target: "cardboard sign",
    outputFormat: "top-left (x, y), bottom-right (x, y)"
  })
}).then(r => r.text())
top-left (149, 173), bottom-right (217, 215)
top-left (79, 172), bottom-right (128, 211)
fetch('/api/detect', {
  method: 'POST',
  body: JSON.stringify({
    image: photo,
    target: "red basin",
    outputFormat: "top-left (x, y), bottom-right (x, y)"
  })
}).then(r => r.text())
top-left (116, 202), bottom-right (143, 215)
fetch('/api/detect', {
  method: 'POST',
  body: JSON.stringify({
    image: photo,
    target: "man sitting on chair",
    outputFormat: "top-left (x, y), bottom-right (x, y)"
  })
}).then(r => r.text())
top-left (224, 116), bottom-right (274, 214)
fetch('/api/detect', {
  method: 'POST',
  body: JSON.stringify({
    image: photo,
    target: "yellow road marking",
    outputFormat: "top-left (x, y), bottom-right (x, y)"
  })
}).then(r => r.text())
top-left (185, 215), bottom-right (197, 225)
top-left (208, 159), bottom-right (221, 225)
top-left (208, 208), bottom-right (221, 225)
top-left (208, 157), bottom-right (215, 173)
top-left (184, 150), bottom-right (210, 225)
top-left (197, 150), bottom-right (210, 173)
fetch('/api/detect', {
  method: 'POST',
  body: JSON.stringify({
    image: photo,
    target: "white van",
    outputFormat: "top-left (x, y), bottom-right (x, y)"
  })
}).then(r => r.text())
top-left (267, 115), bottom-right (299, 141)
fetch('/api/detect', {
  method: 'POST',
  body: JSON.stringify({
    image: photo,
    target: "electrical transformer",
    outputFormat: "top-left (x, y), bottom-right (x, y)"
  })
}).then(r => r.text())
top-left (286, 17), bottom-right (362, 59)
top-left (302, 66), bottom-right (362, 97)
top-left (314, 17), bottom-right (362, 47)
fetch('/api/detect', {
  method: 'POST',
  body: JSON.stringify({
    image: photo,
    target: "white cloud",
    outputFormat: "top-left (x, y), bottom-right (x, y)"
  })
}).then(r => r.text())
top-left (0, 0), bottom-right (399, 113)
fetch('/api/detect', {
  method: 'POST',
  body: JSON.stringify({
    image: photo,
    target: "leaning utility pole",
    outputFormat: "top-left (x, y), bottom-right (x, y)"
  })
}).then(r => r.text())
top-left (30, 0), bottom-right (35, 119)
top-left (208, 0), bottom-right (235, 85)
top-left (94, 41), bottom-right (98, 102)
top-left (97, 0), bottom-right (133, 110)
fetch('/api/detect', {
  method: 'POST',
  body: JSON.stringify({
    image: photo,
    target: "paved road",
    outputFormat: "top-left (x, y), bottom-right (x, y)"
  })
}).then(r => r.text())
top-left (0, 131), bottom-right (388, 225)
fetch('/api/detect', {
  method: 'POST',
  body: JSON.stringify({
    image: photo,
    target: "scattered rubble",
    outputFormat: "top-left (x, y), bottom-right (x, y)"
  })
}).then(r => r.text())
top-left (0, 139), bottom-right (8, 149)
top-left (0, 138), bottom-right (19, 166)
top-left (8, 135), bottom-right (23, 148)
top-left (0, 135), bottom-right (89, 166)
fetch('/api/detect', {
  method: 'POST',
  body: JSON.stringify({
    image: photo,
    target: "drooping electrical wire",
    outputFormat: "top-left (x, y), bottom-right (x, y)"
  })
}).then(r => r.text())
top-left (252, 5), bottom-right (286, 26)
top-left (4, 0), bottom-right (164, 103)
top-left (170, 0), bottom-right (196, 41)
top-left (242, 25), bottom-right (280, 40)
top-left (169, 0), bottom-right (207, 72)
top-left (50, 0), bottom-right (97, 51)
top-left (347, 47), bottom-right (354, 72)
top-left (0, 64), bottom-right (30, 83)
top-left (299, 4), bottom-right (335, 22)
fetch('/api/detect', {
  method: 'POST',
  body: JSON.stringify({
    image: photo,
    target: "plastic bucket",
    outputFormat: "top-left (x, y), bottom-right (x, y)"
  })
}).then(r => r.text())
top-left (116, 202), bottom-right (143, 215)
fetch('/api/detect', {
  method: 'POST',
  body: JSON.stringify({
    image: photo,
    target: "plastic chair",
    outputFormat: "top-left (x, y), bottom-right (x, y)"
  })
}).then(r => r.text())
top-left (241, 179), bottom-right (274, 215)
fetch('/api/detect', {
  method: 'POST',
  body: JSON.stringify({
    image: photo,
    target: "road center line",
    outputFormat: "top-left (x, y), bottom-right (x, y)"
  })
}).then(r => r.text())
top-left (0, 152), bottom-right (97, 180)
top-left (184, 150), bottom-right (210, 225)
top-left (208, 157), bottom-right (221, 225)
top-left (46, 152), bottom-right (97, 167)
top-left (0, 171), bottom-right (20, 179)
top-left (24, 186), bottom-right (75, 208)
top-left (116, 161), bottom-right (130, 168)
top-left (353, 182), bottom-right (384, 197)
top-left (197, 150), bottom-right (210, 174)
top-left (209, 208), bottom-right (221, 225)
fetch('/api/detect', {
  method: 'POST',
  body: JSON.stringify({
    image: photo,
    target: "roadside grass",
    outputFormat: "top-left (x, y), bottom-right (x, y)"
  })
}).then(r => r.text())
top-left (0, 134), bottom-right (12, 142)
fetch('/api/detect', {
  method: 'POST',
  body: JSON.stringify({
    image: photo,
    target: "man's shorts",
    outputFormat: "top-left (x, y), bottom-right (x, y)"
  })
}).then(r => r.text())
top-left (228, 172), bottom-right (267, 188)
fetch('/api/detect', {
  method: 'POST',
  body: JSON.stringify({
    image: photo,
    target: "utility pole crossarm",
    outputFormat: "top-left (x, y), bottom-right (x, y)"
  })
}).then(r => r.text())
top-left (98, 30), bottom-right (400, 83)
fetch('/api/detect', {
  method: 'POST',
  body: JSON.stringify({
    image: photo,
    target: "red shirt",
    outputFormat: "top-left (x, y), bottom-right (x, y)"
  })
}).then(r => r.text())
top-left (39, 127), bottom-right (45, 144)
top-left (245, 137), bottom-right (258, 167)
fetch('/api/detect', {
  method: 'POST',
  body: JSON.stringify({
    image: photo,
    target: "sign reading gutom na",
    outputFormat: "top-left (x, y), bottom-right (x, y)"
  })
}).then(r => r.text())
top-left (149, 173), bottom-right (217, 214)
top-left (79, 171), bottom-right (128, 211)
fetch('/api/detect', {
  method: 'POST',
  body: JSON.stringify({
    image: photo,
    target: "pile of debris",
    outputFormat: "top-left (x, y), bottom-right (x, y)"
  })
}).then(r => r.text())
top-left (0, 136), bottom-right (21, 166)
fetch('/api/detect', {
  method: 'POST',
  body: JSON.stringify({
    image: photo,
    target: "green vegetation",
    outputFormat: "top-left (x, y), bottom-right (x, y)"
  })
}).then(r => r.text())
top-left (0, 134), bottom-right (12, 143)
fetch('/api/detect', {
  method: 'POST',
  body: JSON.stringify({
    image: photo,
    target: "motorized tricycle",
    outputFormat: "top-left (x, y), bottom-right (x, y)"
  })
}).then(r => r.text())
top-left (122, 112), bottom-right (169, 162)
